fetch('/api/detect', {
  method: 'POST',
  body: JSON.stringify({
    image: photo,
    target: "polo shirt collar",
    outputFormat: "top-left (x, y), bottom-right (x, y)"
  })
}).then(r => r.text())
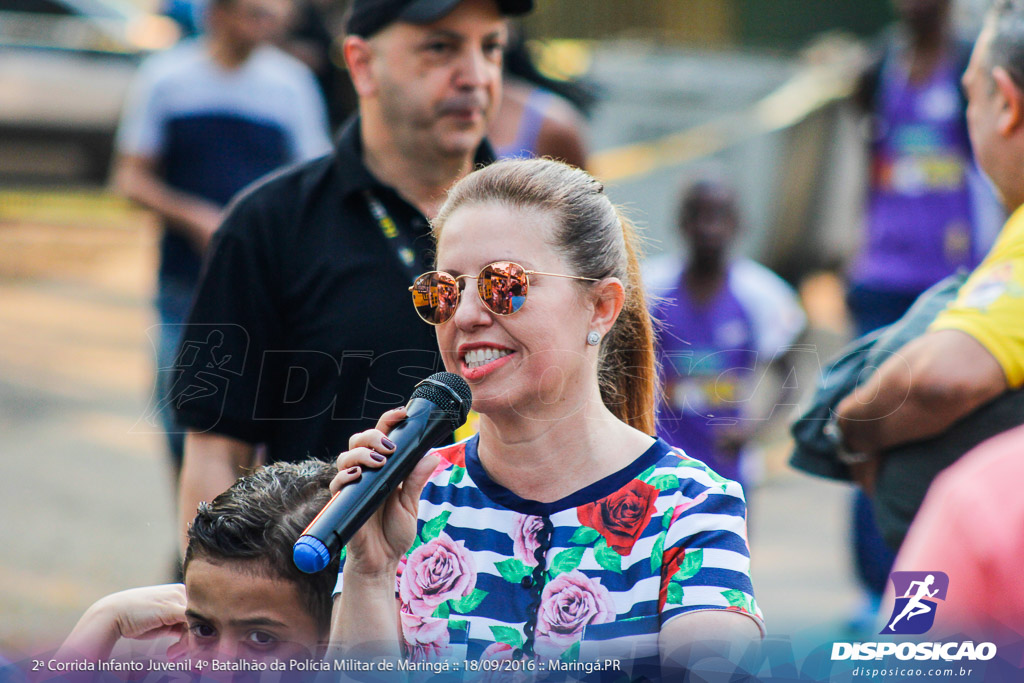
top-left (333, 115), bottom-right (496, 202)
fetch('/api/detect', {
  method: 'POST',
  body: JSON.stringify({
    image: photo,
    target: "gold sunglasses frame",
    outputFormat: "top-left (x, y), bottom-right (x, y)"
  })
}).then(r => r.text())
top-left (408, 261), bottom-right (599, 325)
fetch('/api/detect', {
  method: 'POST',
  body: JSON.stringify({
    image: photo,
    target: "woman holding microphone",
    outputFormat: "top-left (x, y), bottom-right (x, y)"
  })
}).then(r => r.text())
top-left (329, 159), bottom-right (763, 676)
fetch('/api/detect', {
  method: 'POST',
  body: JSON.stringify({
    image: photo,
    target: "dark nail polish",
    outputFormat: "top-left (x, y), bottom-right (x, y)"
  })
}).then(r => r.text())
top-left (382, 437), bottom-right (396, 450)
top-left (371, 452), bottom-right (386, 463)
top-left (346, 466), bottom-right (360, 475)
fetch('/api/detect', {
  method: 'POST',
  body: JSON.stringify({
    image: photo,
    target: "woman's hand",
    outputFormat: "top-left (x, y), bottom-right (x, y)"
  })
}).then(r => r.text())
top-left (57, 584), bottom-right (187, 660)
top-left (330, 407), bottom-right (440, 578)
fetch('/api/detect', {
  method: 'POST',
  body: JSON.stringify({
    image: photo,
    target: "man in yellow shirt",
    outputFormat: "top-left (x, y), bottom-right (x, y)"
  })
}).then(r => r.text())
top-left (835, 0), bottom-right (1024, 487)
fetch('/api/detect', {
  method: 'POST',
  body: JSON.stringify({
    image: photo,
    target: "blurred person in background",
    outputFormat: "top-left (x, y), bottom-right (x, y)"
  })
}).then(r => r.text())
top-left (281, 0), bottom-right (350, 129)
top-left (648, 178), bottom-right (806, 500)
top-left (488, 26), bottom-right (592, 167)
top-left (842, 0), bottom-right (1001, 631)
top-left (849, 0), bottom-right (999, 334)
top-left (116, 0), bottom-right (331, 488)
top-left (835, 0), bottom-right (1024, 629)
top-left (158, 0), bottom-right (348, 127)
top-left (56, 460), bottom-right (339, 663)
top-left (172, 0), bottom-right (531, 550)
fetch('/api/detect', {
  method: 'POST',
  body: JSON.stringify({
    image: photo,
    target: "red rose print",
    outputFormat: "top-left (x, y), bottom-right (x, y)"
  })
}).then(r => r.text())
top-left (576, 479), bottom-right (659, 555)
top-left (431, 443), bottom-right (467, 478)
top-left (658, 544), bottom-right (687, 613)
top-left (439, 443), bottom-right (466, 468)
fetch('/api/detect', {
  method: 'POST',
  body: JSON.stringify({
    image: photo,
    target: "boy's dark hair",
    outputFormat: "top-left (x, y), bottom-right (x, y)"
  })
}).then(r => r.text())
top-left (183, 460), bottom-right (339, 636)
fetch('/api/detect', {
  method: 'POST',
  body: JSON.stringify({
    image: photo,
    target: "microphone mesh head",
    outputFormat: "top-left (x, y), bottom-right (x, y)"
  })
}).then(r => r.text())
top-left (411, 372), bottom-right (473, 431)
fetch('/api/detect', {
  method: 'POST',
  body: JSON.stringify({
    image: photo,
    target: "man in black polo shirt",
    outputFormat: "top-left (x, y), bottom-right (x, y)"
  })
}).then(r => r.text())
top-left (173, 0), bottom-right (532, 545)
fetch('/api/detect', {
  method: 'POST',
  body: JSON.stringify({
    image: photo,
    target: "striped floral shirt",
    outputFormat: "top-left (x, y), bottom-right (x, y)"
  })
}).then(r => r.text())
top-left (336, 435), bottom-right (763, 678)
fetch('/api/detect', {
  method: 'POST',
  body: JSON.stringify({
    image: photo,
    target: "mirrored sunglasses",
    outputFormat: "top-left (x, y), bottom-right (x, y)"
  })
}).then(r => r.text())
top-left (408, 261), bottom-right (598, 325)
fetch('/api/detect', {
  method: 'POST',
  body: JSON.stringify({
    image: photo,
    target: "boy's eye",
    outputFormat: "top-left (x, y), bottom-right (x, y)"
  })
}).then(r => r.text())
top-left (425, 41), bottom-right (454, 55)
top-left (246, 630), bottom-right (278, 647)
top-left (483, 40), bottom-right (505, 59)
top-left (189, 623), bottom-right (216, 639)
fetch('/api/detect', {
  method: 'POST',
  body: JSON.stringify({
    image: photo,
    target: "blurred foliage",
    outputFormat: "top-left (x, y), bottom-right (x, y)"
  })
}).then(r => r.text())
top-left (524, 0), bottom-right (894, 50)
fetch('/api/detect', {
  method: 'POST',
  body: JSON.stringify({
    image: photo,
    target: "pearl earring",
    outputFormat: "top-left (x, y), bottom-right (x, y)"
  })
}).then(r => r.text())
top-left (587, 331), bottom-right (601, 346)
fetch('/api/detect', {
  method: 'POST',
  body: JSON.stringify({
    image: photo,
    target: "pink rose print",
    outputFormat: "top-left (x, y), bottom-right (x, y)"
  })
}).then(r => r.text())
top-left (400, 531), bottom-right (477, 616)
top-left (481, 643), bottom-right (514, 660)
top-left (534, 571), bottom-right (615, 658)
top-left (400, 608), bottom-right (451, 662)
top-left (670, 490), bottom-right (709, 526)
top-left (395, 555), bottom-right (407, 592)
top-left (510, 514), bottom-right (544, 567)
top-left (480, 644), bottom-right (532, 683)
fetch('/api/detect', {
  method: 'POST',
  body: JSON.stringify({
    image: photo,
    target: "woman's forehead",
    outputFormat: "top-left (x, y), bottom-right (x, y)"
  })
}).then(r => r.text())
top-left (436, 202), bottom-right (560, 267)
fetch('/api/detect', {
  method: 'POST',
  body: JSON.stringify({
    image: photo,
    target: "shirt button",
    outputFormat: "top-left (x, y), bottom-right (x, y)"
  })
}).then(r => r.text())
top-left (521, 576), bottom-right (534, 588)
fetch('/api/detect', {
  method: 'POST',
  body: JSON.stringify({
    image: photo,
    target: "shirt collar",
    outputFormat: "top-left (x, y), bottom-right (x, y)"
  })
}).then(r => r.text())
top-left (334, 115), bottom-right (497, 202)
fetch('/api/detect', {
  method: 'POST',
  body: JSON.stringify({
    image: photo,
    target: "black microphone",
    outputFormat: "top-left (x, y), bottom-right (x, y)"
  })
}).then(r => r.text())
top-left (292, 372), bottom-right (472, 573)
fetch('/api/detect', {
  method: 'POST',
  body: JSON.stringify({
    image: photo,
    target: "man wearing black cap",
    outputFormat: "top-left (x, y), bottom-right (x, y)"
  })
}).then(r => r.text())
top-left (173, 0), bottom-right (532, 547)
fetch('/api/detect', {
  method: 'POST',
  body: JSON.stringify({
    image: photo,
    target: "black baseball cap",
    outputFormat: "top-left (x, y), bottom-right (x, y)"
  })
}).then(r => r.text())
top-left (346, 0), bottom-right (533, 38)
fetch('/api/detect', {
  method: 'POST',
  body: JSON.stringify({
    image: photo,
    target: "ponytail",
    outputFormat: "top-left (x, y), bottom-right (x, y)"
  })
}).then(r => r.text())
top-left (598, 213), bottom-right (657, 434)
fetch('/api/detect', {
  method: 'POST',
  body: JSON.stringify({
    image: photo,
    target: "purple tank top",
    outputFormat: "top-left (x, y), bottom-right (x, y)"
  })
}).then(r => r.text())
top-left (495, 88), bottom-right (555, 160)
top-left (653, 272), bottom-right (758, 485)
top-left (853, 53), bottom-right (977, 293)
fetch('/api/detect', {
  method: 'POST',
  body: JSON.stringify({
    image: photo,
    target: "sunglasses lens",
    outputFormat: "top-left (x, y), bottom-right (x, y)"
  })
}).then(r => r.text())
top-left (411, 272), bottom-right (459, 324)
top-left (478, 262), bottom-right (528, 315)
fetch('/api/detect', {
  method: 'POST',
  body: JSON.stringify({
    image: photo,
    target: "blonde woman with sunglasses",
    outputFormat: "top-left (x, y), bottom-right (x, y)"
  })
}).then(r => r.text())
top-left (328, 158), bottom-right (763, 676)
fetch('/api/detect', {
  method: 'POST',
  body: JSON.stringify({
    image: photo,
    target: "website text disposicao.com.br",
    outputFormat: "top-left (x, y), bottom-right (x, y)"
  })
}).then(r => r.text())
top-left (851, 665), bottom-right (977, 678)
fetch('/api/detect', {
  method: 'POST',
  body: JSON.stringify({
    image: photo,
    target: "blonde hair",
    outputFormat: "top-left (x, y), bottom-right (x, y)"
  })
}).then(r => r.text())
top-left (432, 158), bottom-right (657, 434)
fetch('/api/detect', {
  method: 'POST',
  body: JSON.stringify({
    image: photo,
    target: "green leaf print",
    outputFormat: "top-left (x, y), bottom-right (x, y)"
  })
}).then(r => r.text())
top-left (721, 589), bottom-right (751, 611)
top-left (662, 506), bottom-right (675, 530)
top-left (448, 466), bottom-right (466, 486)
top-left (448, 619), bottom-right (469, 631)
top-left (673, 548), bottom-right (703, 582)
top-left (489, 625), bottom-right (524, 649)
top-left (432, 602), bottom-right (450, 619)
top-left (494, 558), bottom-right (531, 584)
top-left (421, 510), bottom-right (451, 541)
top-left (677, 459), bottom-right (729, 483)
top-left (407, 535), bottom-right (423, 555)
top-left (638, 465), bottom-right (657, 483)
top-left (648, 474), bottom-right (681, 491)
top-left (550, 546), bottom-right (586, 576)
top-left (594, 545), bottom-right (622, 574)
top-left (569, 526), bottom-right (600, 545)
top-left (650, 532), bottom-right (666, 574)
top-left (560, 641), bottom-right (581, 663)
top-left (450, 588), bottom-right (488, 613)
top-left (666, 582), bottom-right (683, 605)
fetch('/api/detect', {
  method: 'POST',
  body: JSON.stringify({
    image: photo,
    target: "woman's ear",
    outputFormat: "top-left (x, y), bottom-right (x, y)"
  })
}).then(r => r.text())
top-left (589, 278), bottom-right (626, 338)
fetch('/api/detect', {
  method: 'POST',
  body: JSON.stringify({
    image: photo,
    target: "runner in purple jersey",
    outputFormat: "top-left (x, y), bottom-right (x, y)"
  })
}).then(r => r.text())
top-left (651, 179), bottom-right (805, 490)
top-left (849, 0), bottom-right (1002, 335)
top-left (854, 55), bottom-right (976, 293)
top-left (655, 282), bottom-right (757, 484)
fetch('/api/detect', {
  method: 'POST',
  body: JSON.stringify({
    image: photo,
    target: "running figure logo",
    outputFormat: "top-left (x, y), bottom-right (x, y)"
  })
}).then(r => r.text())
top-left (881, 571), bottom-right (949, 635)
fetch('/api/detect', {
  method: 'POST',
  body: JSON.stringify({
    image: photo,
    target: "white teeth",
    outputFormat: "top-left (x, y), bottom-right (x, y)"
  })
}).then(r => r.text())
top-left (464, 347), bottom-right (511, 369)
